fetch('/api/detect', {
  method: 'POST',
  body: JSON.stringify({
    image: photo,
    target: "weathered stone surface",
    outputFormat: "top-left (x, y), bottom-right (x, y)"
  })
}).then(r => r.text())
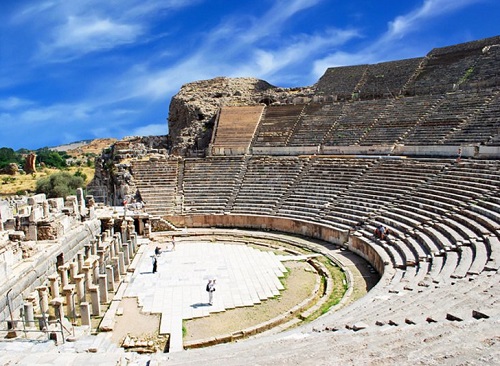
top-left (168, 76), bottom-right (314, 153)
top-left (0, 163), bottom-right (19, 175)
top-left (24, 153), bottom-right (37, 174)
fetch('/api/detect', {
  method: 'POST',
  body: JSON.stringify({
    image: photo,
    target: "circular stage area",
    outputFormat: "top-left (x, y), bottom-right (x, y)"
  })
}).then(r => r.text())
top-left (118, 229), bottom-right (355, 352)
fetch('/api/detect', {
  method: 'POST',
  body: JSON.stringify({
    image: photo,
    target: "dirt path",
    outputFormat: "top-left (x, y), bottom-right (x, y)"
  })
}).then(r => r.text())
top-left (110, 297), bottom-right (161, 346)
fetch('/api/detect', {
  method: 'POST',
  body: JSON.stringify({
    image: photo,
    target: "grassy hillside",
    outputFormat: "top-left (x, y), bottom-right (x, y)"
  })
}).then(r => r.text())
top-left (0, 166), bottom-right (95, 198)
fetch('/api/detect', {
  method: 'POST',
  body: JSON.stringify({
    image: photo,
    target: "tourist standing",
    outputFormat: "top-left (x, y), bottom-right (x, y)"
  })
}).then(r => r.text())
top-left (206, 279), bottom-right (216, 305)
top-left (171, 235), bottom-right (176, 251)
top-left (152, 255), bottom-right (158, 273)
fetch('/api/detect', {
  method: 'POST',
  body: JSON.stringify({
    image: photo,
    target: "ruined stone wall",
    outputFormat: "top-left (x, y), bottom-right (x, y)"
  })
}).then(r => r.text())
top-left (168, 77), bottom-right (314, 154)
top-left (0, 219), bottom-right (101, 324)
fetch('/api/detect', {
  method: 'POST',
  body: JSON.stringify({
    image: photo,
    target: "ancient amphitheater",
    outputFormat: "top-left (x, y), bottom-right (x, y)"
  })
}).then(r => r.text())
top-left (1, 36), bottom-right (500, 365)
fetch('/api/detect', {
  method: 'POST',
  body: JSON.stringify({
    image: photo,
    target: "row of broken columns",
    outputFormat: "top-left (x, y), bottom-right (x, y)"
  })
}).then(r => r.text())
top-left (22, 218), bottom-right (137, 332)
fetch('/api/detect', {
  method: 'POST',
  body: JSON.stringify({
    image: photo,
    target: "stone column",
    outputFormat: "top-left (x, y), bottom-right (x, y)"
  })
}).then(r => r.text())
top-left (105, 219), bottom-right (114, 236)
top-left (106, 265), bottom-right (115, 292)
top-left (92, 260), bottom-right (100, 285)
top-left (98, 274), bottom-right (108, 304)
top-left (36, 286), bottom-right (49, 315)
top-left (58, 264), bottom-right (69, 288)
top-left (90, 239), bottom-right (97, 256)
top-left (82, 266), bottom-right (92, 291)
top-left (127, 220), bottom-right (135, 245)
top-left (109, 238), bottom-right (116, 258)
top-left (89, 286), bottom-right (101, 316)
top-left (113, 234), bottom-right (121, 256)
top-left (76, 187), bottom-right (85, 214)
top-left (127, 240), bottom-right (134, 261)
top-left (50, 298), bottom-right (65, 322)
top-left (95, 235), bottom-right (102, 255)
top-left (138, 218), bottom-right (144, 236)
top-left (112, 257), bottom-right (121, 282)
top-left (69, 262), bottom-right (79, 281)
top-left (42, 201), bottom-right (49, 219)
top-left (23, 302), bottom-right (35, 328)
top-left (84, 244), bottom-right (91, 259)
top-left (121, 222), bottom-right (128, 245)
top-left (80, 303), bottom-right (91, 326)
top-left (130, 233), bottom-right (137, 253)
top-left (97, 250), bottom-right (106, 274)
top-left (118, 252), bottom-right (126, 275)
top-left (77, 252), bottom-right (85, 274)
top-left (63, 286), bottom-right (76, 319)
top-left (123, 242), bottom-right (130, 266)
top-left (48, 274), bottom-right (60, 298)
top-left (74, 275), bottom-right (85, 304)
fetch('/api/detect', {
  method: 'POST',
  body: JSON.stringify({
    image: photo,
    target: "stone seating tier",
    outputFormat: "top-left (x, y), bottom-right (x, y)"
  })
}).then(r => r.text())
top-left (358, 58), bottom-right (424, 99)
top-left (250, 92), bottom-right (500, 149)
top-left (315, 64), bottom-right (368, 97)
top-left (212, 105), bottom-right (264, 149)
top-left (133, 157), bottom-right (500, 287)
top-left (253, 104), bottom-right (305, 147)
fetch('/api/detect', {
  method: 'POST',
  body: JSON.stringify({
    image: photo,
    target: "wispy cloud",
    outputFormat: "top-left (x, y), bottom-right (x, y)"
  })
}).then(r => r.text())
top-left (109, 1), bottom-right (356, 99)
top-left (0, 97), bottom-right (35, 110)
top-left (132, 123), bottom-right (167, 136)
top-left (13, 0), bottom-right (201, 62)
top-left (39, 16), bottom-right (143, 61)
top-left (384, 0), bottom-right (483, 41)
top-left (312, 0), bottom-right (485, 76)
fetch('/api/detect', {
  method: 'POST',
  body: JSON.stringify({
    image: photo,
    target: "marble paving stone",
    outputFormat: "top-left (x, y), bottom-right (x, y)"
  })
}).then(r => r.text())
top-left (124, 240), bottom-right (292, 351)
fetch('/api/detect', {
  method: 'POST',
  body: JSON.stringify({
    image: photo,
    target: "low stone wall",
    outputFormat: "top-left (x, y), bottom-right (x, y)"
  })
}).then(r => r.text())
top-left (393, 145), bottom-right (474, 157)
top-left (477, 145), bottom-right (500, 159)
top-left (251, 145), bottom-right (395, 156)
top-left (167, 214), bottom-right (349, 246)
top-left (243, 144), bottom-right (500, 158)
top-left (211, 146), bottom-right (249, 156)
top-left (348, 234), bottom-right (391, 277)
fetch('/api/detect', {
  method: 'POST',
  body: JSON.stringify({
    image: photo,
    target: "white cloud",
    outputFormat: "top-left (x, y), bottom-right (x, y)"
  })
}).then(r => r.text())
top-left (39, 16), bottom-right (142, 60)
top-left (0, 97), bottom-right (35, 110)
top-left (249, 29), bottom-right (361, 81)
top-left (239, 0), bottom-right (322, 44)
top-left (132, 123), bottom-right (167, 136)
top-left (13, 0), bottom-right (201, 62)
top-left (312, 0), bottom-right (485, 75)
top-left (384, 0), bottom-right (483, 41)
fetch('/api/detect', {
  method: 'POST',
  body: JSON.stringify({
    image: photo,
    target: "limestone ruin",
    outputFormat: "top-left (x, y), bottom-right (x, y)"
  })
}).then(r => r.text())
top-left (1, 35), bottom-right (500, 365)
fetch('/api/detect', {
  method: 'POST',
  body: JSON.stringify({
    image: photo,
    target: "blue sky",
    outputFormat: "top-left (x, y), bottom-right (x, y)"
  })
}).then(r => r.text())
top-left (0, 0), bottom-right (498, 150)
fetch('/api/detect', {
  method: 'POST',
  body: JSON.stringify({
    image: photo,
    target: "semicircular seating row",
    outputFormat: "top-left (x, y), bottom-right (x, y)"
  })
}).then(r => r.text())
top-left (131, 156), bottom-right (500, 330)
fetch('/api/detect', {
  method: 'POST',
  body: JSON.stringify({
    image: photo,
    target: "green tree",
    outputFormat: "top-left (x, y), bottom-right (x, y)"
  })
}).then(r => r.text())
top-left (0, 147), bottom-right (21, 169)
top-left (36, 171), bottom-right (85, 198)
top-left (36, 147), bottom-right (68, 169)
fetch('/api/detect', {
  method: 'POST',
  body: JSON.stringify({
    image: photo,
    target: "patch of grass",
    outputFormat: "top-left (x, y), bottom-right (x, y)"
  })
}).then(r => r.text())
top-left (182, 321), bottom-right (187, 337)
top-left (306, 258), bottom-right (347, 320)
top-left (279, 266), bottom-right (291, 289)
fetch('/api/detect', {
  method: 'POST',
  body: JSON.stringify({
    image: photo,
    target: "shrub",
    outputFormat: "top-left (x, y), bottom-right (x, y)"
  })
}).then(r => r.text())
top-left (36, 171), bottom-right (85, 198)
